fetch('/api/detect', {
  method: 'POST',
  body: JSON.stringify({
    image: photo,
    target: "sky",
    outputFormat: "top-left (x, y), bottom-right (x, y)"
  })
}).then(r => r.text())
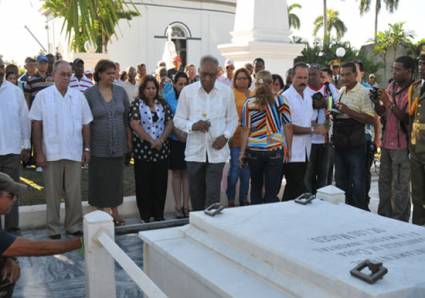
top-left (0, 0), bottom-right (424, 65)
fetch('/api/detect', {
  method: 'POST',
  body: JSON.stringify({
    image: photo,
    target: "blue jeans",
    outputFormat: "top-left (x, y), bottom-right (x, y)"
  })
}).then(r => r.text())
top-left (335, 145), bottom-right (367, 210)
top-left (226, 147), bottom-right (250, 203)
top-left (247, 149), bottom-right (283, 204)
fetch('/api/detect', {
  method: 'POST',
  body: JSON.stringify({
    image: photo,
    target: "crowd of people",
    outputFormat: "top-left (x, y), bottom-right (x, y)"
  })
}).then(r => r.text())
top-left (1, 49), bottom-right (425, 295)
top-left (1, 51), bottom-right (425, 236)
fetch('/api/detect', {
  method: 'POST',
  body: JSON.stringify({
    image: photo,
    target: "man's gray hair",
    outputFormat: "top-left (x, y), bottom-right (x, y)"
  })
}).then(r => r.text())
top-left (0, 57), bottom-right (4, 66)
top-left (200, 55), bottom-right (219, 67)
top-left (52, 60), bottom-right (71, 73)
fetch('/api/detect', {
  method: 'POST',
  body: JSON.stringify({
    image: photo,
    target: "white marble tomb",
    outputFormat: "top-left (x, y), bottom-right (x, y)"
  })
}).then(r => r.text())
top-left (140, 200), bottom-right (425, 298)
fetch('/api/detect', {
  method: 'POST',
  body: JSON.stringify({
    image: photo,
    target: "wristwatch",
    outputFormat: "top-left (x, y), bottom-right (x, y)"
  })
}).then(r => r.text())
top-left (84, 147), bottom-right (90, 152)
top-left (310, 126), bottom-right (315, 134)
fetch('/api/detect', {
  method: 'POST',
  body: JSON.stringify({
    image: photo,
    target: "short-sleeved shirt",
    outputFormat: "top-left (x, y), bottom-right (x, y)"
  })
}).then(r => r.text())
top-left (69, 74), bottom-right (94, 93)
top-left (242, 95), bottom-right (291, 151)
top-left (129, 98), bottom-right (172, 162)
top-left (0, 230), bottom-right (15, 255)
top-left (28, 85), bottom-right (93, 162)
top-left (85, 85), bottom-right (130, 157)
top-left (24, 72), bottom-right (53, 104)
top-left (336, 82), bottom-right (375, 118)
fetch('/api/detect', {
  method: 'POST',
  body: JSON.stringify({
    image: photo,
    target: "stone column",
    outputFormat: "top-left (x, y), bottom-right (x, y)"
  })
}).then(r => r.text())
top-left (218, 0), bottom-right (304, 76)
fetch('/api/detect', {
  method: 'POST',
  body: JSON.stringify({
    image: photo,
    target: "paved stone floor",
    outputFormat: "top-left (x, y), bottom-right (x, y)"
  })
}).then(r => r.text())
top-left (13, 173), bottom-right (381, 298)
top-left (14, 230), bottom-right (144, 298)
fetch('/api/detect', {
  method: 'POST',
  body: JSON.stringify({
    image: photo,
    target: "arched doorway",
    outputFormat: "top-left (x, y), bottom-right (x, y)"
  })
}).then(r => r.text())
top-left (167, 24), bottom-right (189, 66)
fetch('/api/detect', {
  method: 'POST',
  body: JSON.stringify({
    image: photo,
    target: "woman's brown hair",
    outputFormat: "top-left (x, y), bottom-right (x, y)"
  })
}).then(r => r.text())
top-left (254, 70), bottom-right (274, 110)
top-left (93, 59), bottom-right (116, 83)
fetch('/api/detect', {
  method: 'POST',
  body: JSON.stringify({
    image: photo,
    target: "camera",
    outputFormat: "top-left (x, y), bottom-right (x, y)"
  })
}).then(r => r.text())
top-left (312, 92), bottom-right (324, 109)
top-left (369, 87), bottom-right (380, 105)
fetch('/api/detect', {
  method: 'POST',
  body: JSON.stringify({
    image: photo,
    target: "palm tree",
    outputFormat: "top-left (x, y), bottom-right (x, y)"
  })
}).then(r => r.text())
top-left (288, 3), bottom-right (302, 30)
top-left (313, 9), bottom-right (347, 47)
top-left (323, 0), bottom-right (328, 49)
top-left (374, 22), bottom-right (413, 75)
top-left (358, 0), bottom-right (400, 43)
top-left (42, 0), bottom-right (139, 53)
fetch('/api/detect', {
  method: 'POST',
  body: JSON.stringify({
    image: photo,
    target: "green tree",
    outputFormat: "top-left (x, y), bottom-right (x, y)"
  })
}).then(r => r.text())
top-left (373, 22), bottom-right (413, 74)
top-left (358, 0), bottom-right (399, 42)
top-left (288, 3), bottom-right (302, 30)
top-left (42, 0), bottom-right (139, 53)
top-left (313, 9), bottom-right (347, 47)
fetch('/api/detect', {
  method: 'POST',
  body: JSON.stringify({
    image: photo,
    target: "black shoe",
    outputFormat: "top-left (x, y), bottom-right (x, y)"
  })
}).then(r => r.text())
top-left (66, 231), bottom-right (83, 236)
top-left (49, 234), bottom-right (61, 239)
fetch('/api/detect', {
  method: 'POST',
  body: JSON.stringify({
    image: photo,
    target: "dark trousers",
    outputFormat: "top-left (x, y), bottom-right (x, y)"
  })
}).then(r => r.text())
top-left (187, 162), bottom-right (225, 211)
top-left (327, 145), bottom-right (335, 185)
top-left (0, 155), bottom-right (20, 231)
top-left (247, 149), bottom-right (283, 204)
top-left (411, 153), bottom-right (425, 225)
top-left (305, 144), bottom-right (329, 194)
top-left (134, 158), bottom-right (168, 221)
top-left (282, 162), bottom-right (307, 201)
top-left (335, 145), bottom-right (367, 210)
top-left (364, 140), bottom-right (376, 209)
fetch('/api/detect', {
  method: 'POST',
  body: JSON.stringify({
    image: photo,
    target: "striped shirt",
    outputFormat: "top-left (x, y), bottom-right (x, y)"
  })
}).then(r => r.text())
top-left (24, 72), bottom-right (53, 104)
top-left (69, 74), bottom-right (93, 93)
top-left (242, 95), bottom-right (291, 151)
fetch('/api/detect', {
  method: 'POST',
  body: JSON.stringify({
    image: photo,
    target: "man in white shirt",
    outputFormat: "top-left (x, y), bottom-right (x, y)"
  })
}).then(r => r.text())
top-left (282, 63), bottom-right (327, 201)
top-left (69, 58), bottom-right (93, 93)
top-left (174, 55), bottom-right (238, 211)
top-left (305, 64), bottom-right (339, 194)
top-left (0, 57), bottom-right (30, 233)
top-left (122, 66), bottom-right (139, 102)
top-left (217, 59), bottom-right (234, 87)
top-left (29, 61), bottom-right (93, 239)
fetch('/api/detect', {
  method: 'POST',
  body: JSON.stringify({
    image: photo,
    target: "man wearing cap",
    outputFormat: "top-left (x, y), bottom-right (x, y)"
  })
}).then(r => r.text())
top-left (24, 55), bottom-right (53, 108)
top-left (217, 60), bottom-right (235, 87)
top-left (0, 58), bottom-right (30, 234)
top-left (29, 60), bottom-right (93, 239)
top-left (69, 58), bottom-right (93, 93)
top-left (408, 53), bottom-right (425, 226)
top-left (0, 172), bottom-right (82, 297)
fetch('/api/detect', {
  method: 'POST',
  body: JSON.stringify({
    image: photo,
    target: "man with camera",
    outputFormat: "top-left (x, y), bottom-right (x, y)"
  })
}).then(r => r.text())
top-left (375, 56), bottom-right (414, 222)
top-left (332, 62), bottom-right (375, 210)
top-left (408, 53), bottom-right (425, 226)
top-left (305, 65), bottom-right (339, 194)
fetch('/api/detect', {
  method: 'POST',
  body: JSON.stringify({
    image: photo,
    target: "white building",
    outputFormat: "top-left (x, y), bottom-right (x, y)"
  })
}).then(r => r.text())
top-left (45, 0), bottom-right (236, 71)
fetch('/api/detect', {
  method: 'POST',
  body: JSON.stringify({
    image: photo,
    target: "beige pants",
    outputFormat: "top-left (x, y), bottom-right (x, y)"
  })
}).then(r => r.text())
top-left (43, 160), bottom-right (82, 235)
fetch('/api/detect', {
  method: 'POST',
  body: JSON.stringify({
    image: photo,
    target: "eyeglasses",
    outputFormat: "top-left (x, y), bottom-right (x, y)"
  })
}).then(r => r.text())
top-left (236, 77), bottom-right (249, 80)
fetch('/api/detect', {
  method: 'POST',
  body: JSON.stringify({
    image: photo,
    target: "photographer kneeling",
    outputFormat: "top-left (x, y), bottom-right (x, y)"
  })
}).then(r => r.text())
top-left (0, 172), bottom-right (81, 297)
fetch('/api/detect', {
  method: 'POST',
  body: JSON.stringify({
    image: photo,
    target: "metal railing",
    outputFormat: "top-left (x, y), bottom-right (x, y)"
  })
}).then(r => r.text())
top-left (83, 211), bottom-right (167, 298)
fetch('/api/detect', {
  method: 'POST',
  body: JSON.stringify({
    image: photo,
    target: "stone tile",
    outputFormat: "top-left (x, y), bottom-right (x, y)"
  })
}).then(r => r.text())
top-left (13, 230), bottom-right (144, 298)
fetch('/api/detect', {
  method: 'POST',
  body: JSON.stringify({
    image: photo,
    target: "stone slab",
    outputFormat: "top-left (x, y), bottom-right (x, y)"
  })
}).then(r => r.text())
top-left (142, 200), bottom-right (425, 298)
